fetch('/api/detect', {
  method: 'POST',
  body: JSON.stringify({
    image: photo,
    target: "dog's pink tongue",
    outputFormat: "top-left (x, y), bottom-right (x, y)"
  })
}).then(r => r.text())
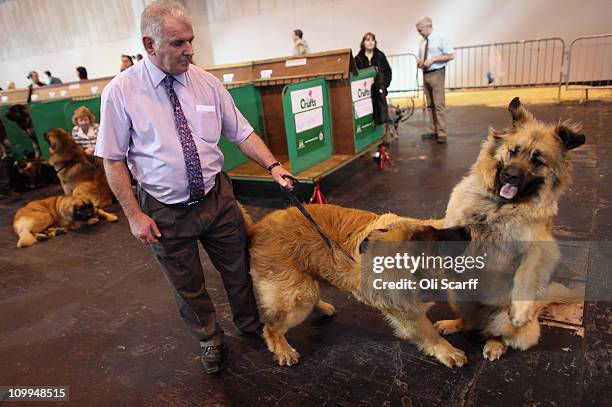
top-left (500, 183), bottom-right (518, 199)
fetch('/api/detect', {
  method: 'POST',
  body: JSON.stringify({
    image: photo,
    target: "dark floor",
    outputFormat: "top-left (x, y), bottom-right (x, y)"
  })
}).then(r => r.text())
top-left (1, 101), bottom-right (610, 407)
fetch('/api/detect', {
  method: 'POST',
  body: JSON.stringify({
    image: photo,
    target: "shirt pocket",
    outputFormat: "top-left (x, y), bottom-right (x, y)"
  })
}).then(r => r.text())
top-left (193, 110), bottom-right (220, 144)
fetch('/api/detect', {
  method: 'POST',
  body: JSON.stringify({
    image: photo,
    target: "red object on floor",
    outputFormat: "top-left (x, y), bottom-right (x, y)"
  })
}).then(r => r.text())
top-left (309, 180), bottom-right (327, 204)
top-left (377, 143), bottom-right (395, 169)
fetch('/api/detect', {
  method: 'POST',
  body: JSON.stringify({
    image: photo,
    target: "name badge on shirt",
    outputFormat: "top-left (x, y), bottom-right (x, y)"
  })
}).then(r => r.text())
top-left (196, 105), bottom-right (216, 113)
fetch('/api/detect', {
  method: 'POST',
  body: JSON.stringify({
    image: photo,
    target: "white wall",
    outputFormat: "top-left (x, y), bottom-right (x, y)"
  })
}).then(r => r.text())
top-left (205, 0), bottom-right (612, 64)
top-left (0, 37), bottom-right (143, 88)
top-left (1, 0), bottom-right (610, 88)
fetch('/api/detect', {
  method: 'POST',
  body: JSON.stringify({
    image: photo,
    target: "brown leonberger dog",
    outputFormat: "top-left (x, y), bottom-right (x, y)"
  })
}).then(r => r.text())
top-left (436, 97), bottom-right (585, 360)
top-left (241, 204), bottom-right (472, 367)
top-left (44, 128), bottom-right (114, 208)
top-left (13, 195), bottom-right (118, 248)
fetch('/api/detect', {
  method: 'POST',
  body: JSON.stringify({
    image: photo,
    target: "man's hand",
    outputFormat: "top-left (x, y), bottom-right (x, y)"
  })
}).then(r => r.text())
top-left (423, 57), bottom-right (436, 68)
top-left (129, 211), bottom-right (161, 244)
top-left (271, 165), bottom-right (294, 190)
top-left (417, 59), bottom-right (425, 69)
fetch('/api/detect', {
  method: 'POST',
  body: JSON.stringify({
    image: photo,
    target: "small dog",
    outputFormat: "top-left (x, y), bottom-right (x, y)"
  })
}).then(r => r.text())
top-left (241, 204), bottom-right (472, 367)
top-left (437, 97), bottom-right (585, 360)
top-left (44, 128), bottom-right (114, 208)
top-left (5, 104), bottom-right (42, 159)
top-left (387, 101), bottom-right (413, 139)
top-left (13, 195), bottom-right (118, 248)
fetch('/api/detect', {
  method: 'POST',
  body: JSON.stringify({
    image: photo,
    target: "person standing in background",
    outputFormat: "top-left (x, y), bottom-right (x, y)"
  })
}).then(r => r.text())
top-left (292, 29), bottom-right (310, 56)
top-left (416, 17), bottom-right (453, 144)
top-left (354, 32), bottom-right (393, 141)
top-left (27, 71), bottom-right (45, 88)
top-left (120, 55), bottom-right (134, 72)
top-left (44, 71), bottom-right (62, 85)
top-left (76, 66), bottom-right (88, 81)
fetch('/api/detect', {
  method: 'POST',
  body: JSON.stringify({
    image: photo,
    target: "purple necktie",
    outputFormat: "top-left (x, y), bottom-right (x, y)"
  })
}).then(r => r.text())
top-left (163, 75), bottom-right (206, 201)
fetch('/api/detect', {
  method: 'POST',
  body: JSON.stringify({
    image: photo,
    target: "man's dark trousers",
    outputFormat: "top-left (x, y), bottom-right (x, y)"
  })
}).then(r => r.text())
top-left (137, 171), bottom-right (260, 347)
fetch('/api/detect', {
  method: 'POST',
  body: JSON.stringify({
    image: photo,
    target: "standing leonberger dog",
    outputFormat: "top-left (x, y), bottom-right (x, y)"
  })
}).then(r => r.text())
top-left (43, 128), bottom-right (115, 209)
top-left (436, 97), bottom-right (585, 360)
top-left (241, 204), bottom-right (473, 367)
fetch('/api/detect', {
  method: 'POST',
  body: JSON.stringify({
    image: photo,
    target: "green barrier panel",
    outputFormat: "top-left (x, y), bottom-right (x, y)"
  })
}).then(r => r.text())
top-left (64, 97), bottom-right (102, 130)
top-left (219, 85), bottom-right (266, 171)
top-left (350, 67), bottom-right (383, 152)
top-left (29, 99), bottom-right (73, 161)
top-left (0, 105), bottom-right (35, 160)
top-left (282, 77), bottom-right (333, 174)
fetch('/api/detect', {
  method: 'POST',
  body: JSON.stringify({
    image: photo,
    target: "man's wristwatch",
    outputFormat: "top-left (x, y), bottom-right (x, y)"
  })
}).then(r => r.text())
top-left (266, 161), bottom-right (281, 174)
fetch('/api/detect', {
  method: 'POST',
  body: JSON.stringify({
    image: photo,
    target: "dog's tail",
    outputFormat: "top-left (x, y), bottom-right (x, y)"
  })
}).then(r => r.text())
top-left (543, 281), bottom-right (582, 305)
top-left (237, 202), bottom-right (255, 240)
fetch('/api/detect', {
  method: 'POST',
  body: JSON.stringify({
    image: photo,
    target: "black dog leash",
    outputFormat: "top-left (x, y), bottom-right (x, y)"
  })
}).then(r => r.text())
top-left (279, 175), bottom-right (357, 263)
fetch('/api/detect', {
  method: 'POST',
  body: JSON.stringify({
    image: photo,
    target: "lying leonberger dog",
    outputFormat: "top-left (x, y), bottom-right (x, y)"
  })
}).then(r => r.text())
top-left (436, 97), bottom-right (585, 361)
top-left (13, 195), bottom-right (118, 248)
top-left (44, 128), bottom-right (114, 209)
top-left (241, 204), bottom-right (473, 367)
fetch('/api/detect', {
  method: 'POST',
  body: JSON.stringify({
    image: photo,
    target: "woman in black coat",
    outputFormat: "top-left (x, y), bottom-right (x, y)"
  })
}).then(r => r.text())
top-left (354, 32), bottom-right (392, 133)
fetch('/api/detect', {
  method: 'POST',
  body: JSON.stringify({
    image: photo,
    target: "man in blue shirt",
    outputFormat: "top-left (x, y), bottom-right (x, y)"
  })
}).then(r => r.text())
top-left (416, 17), bottom-right (454, 143)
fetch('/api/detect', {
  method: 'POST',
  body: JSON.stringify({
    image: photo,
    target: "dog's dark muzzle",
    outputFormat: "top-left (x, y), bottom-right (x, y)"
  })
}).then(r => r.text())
top-left (74, 204), bottom-right (95, 221)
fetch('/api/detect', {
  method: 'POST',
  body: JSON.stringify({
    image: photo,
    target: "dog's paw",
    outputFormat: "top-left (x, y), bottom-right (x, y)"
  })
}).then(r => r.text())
top-left (510, 301), bottom-right (536, 328)
top-left (434, 319), bottom-right (463, 335)
top-left (483, 339), bottom-right (507, 361)
top-left (54, 228), bottom-right (68, 236)
top-left (87, 217), bottom-right (100, 226)
top-left (433, 342), bottom-right (467, 368)
top-left (316, 300), bottom-right (336, 316)
top-left (275, 347), bottom-right (300, 367)
top-left (107, 214), bottom-right (119, 222)
top-left (35, 233), bottom-right (48, 241)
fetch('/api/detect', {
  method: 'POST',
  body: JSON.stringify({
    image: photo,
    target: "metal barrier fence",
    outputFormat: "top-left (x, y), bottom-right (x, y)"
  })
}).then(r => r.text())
top-left (447, 38), bottom-right (565, 90)
top-left (388, 38), bottom-right (566, 95)
top-left (387, 53), bottom-right (420, 98)
top-left (565, 34), bottom-right (612, 93)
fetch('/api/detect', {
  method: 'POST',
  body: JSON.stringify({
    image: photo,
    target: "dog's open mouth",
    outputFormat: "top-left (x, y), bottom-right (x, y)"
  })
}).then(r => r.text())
top-left (499, 183), bottom-right (519, 200)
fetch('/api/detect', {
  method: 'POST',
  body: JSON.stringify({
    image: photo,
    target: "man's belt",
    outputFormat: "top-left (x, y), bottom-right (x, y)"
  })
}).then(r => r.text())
top-left (424, 67), bottom-right (446, 75)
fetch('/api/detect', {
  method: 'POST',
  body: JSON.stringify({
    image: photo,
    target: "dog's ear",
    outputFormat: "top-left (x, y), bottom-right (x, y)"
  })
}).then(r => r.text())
top-left (555, 124), bottom-right (585, 151)
top-left (508, 97), bottom-right (534, 126)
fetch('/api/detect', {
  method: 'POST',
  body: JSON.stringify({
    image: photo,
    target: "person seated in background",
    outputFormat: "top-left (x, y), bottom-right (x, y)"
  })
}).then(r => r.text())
top-left (135, 53), bottom-right (143, 61)
top-left (120, 55), bottom-right (134, 72)
top-left (292, 29), bottom-right (310, 56)
top-left (27, 71), bottom-right (46, 88)
top-left (76, 66), bottom-right (88, 81)
top-left (44, 70), bottom-right (62, 85)
top-left (6, 81), bottom-right (16, 90)
top-left (71, 106), bottom-right (99, 155)
top-left (354, 32), bottom-right (393, 142)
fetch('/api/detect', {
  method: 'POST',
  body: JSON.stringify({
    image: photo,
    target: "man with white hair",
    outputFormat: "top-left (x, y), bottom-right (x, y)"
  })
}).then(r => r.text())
top-left (416, 17), bottom-right (453, 143)
top-left (96, 0), bottom-right (293, 374)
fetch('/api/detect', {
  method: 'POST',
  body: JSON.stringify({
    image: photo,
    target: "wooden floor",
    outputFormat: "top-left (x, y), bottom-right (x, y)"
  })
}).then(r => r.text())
top-left (1, 102), bottom-right (610, 406)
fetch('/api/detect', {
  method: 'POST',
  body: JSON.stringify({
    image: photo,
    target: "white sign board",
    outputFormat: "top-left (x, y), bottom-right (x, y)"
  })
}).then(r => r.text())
top-left (294, 107), bottom-right (323, 133)
top-left (290, 85), bottom-right (323, 114)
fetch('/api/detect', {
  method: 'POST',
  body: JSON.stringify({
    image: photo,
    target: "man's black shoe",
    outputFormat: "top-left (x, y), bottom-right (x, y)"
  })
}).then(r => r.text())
top-left (201, 345), bottom-right (224, 374)
top-left (241, 323), bottom-right (265, 342)
top-left (421, 132), bottom-right (436, 139)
